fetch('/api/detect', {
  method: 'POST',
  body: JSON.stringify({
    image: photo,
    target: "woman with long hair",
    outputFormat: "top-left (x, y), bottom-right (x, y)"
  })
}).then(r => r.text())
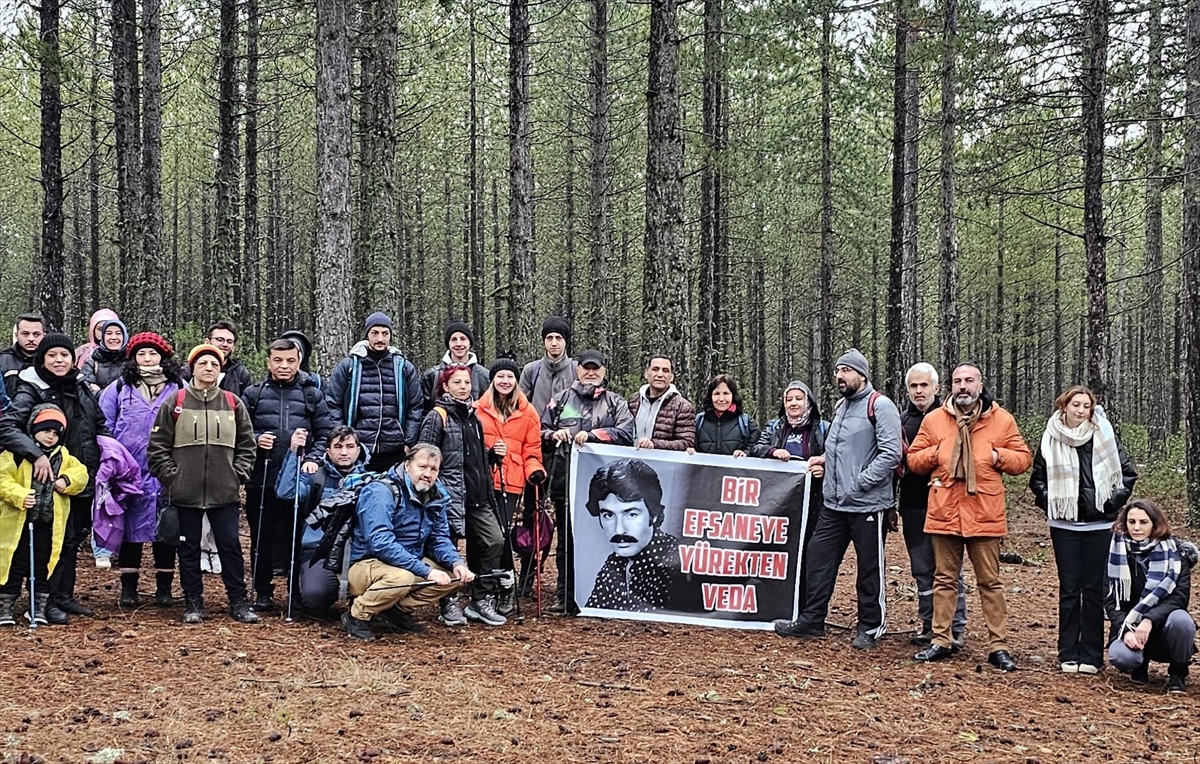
top-left (1030, 384), bottom-right (1137, 674)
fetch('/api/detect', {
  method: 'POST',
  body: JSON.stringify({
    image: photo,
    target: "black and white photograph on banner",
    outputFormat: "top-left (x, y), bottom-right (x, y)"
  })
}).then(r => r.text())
top-left (568, 444), bottom-right (811, 629)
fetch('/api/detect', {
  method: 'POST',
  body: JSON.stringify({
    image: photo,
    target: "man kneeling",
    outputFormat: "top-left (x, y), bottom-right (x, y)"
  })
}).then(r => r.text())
top-left (343, 443), bottom-right (474, 640)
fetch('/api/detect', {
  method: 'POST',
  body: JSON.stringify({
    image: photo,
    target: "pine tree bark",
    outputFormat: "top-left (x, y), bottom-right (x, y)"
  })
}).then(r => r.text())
top-left (315, 0), bottom-right (353, 368)
top-left (644, 0), bottom-right (689, 379)
top-left (698, 0), bottom-right (726, 385)
top-left (467, 3), bottom-right (484, 351)
top-left (1144, 0), bottom-right (1168, 455)
top-left (111, 0), bottom-right (140, 317)
top-left (886, 0), bottom-right (914, 400)
top-left (1183, 0), bottom-right (1200, 524)
top-left (508, 0), bottom-right (537, 353)
top-left (215, 0), bottom-right (240, 321)
top-left (937, 0), bottom-right (959, 373)
top-left (141, 0), bottom-right (164, 329)
top-left (586, 0), bottom-right (611, 355)
top-left (816, 4), bottom-right (835, 407)
top-left (242, 0), bottom-right (261, 345)
top-left (88, 12), bottom-right (101, 310)
top-left (1081, 0), bottom-right (1109, 400)
top-left (38, 0), bottom-right (64, 330)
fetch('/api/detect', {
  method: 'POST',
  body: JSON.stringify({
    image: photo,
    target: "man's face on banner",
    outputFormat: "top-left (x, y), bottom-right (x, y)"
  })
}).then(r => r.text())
top-left (597, 494), bottom-right (654, 558)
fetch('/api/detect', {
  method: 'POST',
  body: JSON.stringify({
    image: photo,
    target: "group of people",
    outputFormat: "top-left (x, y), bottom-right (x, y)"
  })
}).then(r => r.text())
top-left (0, 308), bottom-right (1190, 693)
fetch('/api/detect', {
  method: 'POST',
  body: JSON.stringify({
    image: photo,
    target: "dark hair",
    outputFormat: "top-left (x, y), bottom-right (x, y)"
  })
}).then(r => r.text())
top-left (120, 355), bottom-right (183, 388)
top-left (644, 355), bottom-right (673, 371)
top-left (1053, 385), bottom-right (1096, 419)
top-left (267, 338), bottom-right (299, 356)
top-left (435, 363), bottom-right (473, 400)
top-left (702, 374), bottom-right (745, 415)
top-left (207, 320), bottom-right (238, 340)
top-left (1114, 498), bottom-right (1172, 541)
top-left (328, 425), bottom-right (361, 448)
top-left (585, 458), bottom-right (665, 528)
top-left (14, 313), bottom-right (44, 330)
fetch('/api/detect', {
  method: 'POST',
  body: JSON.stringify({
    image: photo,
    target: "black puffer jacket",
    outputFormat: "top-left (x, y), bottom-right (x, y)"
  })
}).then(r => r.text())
top-left (1030, 434), bottom-right (1138, 524)
top-left (417, 396), bottom-right (496, 537)
top-left (695, 409), bottom-right (760, 456)
top-left (325, 342), bottom-right (424, 454)
top-left (242, 371), bottom-right (335, 489)
top-left (1106, 541), bottom-right (1198, 644)
top-left (897, 397), bottom-right (940, 512)
top-left (81, 347), bottom-right (125, 391)
top-left (0, 366), bottom-right (110, 497)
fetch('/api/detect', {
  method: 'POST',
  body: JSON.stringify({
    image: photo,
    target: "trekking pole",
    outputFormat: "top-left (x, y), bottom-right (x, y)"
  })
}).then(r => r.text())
top-left (285, 448), bottom-right (303, 623)
top-left (27, 521), bottom-right (36, 631)
top-left (561, 441), bottom-right (573, 614)
top-left (494, 461), bottom-right (520, 619)
top-left (370, 570), bottom-right (506, 593)
top-left (533, 481), bottom-right (543, 619)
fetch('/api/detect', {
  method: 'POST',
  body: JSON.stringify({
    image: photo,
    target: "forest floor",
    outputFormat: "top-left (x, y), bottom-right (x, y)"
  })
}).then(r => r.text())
top-left (0, 492), bottom-right (1197, 764)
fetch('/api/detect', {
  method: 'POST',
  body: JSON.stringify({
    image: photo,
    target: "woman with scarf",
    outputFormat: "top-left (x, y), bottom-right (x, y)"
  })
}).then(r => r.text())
top-left (98, 332), bottom-right (183, 608)
top-left (0, 333), bottom-right (109, 623)
top-left (1105, 499), bottom-right (1195, 693)
top-left (691, 374), bottom-right (759, 457)
top-left (748, 380), bottom-right (828, 608)
top-left (81, 319), bottom-right (129, 392)
top-left (1030, 385), bottom-right (1138, 674)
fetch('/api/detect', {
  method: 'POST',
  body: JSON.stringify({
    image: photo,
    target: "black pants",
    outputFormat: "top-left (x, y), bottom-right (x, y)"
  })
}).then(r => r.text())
top-left (245, 489), bottom-right (300, 596)
top-left (116, 540), bottom-right (176, 573)
top-left (1050, 526), bottom-right (1110, 666)
top-left (795, 486), bottom-right (823, 613)
top-left (496, 490), bottom-right (519, 570)
top-left (177, 504), bottom-right (247, 603)
top-left (1, 521), bottom-right (51, 596)
top-left (47, 494), bottom-right (92, 601)
top-left (464, 502), bottom-right (504, 599)
top-left (798, 508), bottom-right (887, 638)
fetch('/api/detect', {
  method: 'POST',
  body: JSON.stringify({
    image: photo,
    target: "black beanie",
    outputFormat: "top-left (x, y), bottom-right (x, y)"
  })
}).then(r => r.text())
top-left (34, 333), bottom-right (75, 369)
top-left (541, 316), bottom-right (571, 344)
top-left (444, 321), bottom-right (475, 348)
top-left (489, 357), bottom-right (521, 383)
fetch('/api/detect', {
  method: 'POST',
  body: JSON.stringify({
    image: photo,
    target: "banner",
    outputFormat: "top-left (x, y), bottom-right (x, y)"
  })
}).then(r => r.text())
top-left (569, 444), bottom-right (811, 630)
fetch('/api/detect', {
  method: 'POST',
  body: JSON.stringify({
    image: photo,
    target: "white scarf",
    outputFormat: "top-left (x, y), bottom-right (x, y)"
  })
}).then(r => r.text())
top-left (1040, 405), bottom-right (1122, 521)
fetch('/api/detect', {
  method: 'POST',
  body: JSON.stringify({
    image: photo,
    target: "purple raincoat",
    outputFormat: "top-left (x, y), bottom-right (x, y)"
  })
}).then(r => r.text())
top-left (99, 379), bottom-right (180, 546)
top-left (92, 435), bottom-right (144, 552)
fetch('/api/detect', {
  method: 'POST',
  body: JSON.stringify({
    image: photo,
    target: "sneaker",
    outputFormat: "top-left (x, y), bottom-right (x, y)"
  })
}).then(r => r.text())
top-left (373, 607), bottom-right (427, 634)
top-left (1167, 673), bottom-right (1187, 694)
top-left (1131, 664), bottom-right (1150, 684)
top-left (1060, 661), bottom-right (1079, 673)
top-left (1077, 663), bottom-right (1100, 675)
top-left (438, 597), bottom-right (468, 627)
top-left (773, 619), bottom-right (825, 639)
top-left (0, 595), bottom-right (16, 626)
top-left (910, 628), bottom-right (934, 646)
top-left (341, 611), bottom-right (376, 641)
top-left (229, 599), bottom-right (260, 624)
top-left (182, 596), bottom-right (203, 624)
top-left (95, 556), bottom-right (111, 570)
top-left (851, 632), bottom-right (877, 650)
top-left (465, 596), bottom-right (507, 627)
top-left (496, 588), bottom-right (516, 616)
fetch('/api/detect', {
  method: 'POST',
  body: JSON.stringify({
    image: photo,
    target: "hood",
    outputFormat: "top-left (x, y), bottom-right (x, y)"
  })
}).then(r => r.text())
top-left (349, 339), bottom-right (400, 359)
top-left (18, 365), bottom-right (52, 390)
top-left (440, 350), bottom-right (481, 367)
top-left (1179, 541), bottom-right (1199, 566)
top-left (94, 319), bottom-right (130, 359)
top-left (778, 379), bottom-right (821, 422)
top-left (639, 383), bottom-right (679, 403)
top-left (88, 309), bottom-right (120, 343)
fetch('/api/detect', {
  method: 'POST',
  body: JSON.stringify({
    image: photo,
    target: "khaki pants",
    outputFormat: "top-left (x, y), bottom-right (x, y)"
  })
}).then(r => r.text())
top-left (931, 535), bottom-right (1008, 651)
top-left (347, 558), bottom-right (463, 621)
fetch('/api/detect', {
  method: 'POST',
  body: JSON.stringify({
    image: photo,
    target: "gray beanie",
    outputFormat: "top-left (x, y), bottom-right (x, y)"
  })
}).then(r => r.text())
top-left (835, 348), bottom-right (870, 380)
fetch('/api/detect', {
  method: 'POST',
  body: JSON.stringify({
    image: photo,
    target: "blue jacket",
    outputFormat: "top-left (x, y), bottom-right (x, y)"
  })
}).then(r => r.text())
top-left (822, 382), bottom-right (903, 513)
top-left (325, 341), bottom-right (424, 455)
top-left (274, 447), bottom-right (370, 556)
top-left (243, 371), bottom-right (335, 489)
top-left (348, 466), bottom-right (464, 577)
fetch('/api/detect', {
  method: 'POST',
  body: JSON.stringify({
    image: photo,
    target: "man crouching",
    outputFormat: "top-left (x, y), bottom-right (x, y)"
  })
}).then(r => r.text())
top-left (342, 443), bottom-right (475, 640)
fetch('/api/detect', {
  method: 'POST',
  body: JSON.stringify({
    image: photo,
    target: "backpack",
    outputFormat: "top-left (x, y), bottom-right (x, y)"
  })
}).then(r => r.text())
top-left (835, 390), bottom-right (906, 478)
top-left (172, 388), bottom-right (237, 420)
top-left (307, 473), bottom-right (401, 572)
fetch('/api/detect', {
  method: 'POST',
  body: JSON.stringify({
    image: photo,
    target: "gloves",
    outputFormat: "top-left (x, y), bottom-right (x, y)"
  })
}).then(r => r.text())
top-left (528, 470), bottom-right (547, 485)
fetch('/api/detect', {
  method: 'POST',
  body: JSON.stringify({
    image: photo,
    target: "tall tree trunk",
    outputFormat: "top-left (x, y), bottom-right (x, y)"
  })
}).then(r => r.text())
top-left (586, 0), bottom-right (611, 355)
top-left (1082, 0), bottom-right (1109, 399)
top-left (816, 4), bottom-right (835, 410)
top-left (938, 0), bottom-right (959, 372)
top-left (698, 0), bottom-right (726, 385)
top-left (900, 27), bottom-right (920, 378)
top-left (111, 0), bottom-right (140, 317)
top-left (467, 2), bottom-right (484, 351)
top-left (315, 0), bottom-right (353, 368)
top-left (644, 0), bottom-right (689, 379)
top-left (215, 0), bottom-right (240, 321)
top-left (141, 0), bottom-right (164, 329)
top-left (1144, 0), bottom-right (1168, 455)
top-left (1183, 0), bottom-right (1200, 524)
top-left (994, 197), bottom-right (1006, 401)
top-left (886, 0), bottom-right (913, 400)
top-left (38, 0), bottom-right (64, 330)
top-left (243, 0), bottom-right (261, 345)
top-left (508, 0), bottom-right (536, 353)
top-left (89, 11), bottom-right (101, 310)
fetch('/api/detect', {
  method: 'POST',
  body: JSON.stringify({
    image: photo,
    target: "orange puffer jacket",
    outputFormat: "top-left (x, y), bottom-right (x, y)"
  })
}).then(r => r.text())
top-left (475, 390), bottom-right (545, 495)
top-left (906, 400), bottom-right (1032, 538)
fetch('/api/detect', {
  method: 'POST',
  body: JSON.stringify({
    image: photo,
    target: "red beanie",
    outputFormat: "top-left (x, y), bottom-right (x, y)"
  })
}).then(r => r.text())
top-left (126, 332), bottom-right (174, 360)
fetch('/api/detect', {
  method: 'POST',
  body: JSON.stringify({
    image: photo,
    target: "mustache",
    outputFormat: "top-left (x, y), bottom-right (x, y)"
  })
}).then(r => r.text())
top-left (609, 534), bottom-right (639, 545)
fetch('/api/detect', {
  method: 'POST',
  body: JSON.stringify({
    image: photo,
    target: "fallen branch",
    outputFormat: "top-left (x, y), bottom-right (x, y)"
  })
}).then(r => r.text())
top-left (238, 677), bottom-right (349, 688)
top-left (575, 680), bottom-right (646, 693)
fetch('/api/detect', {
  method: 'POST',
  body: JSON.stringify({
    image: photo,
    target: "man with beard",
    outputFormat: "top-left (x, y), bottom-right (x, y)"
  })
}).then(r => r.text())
top-left (773, 349), bottom-right (902, 650)
top-left (582, 458), bottom-right (689, 611)
top-left (0, 314), bottom-right (46, 402)
top-left (908, 362), bottom-right (1032, 672)
top-left (421, 321), bottom-right (491, 412)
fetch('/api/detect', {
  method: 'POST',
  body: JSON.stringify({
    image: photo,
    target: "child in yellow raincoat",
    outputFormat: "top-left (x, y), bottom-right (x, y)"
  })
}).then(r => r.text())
top-left (0, 404), bottom-right (88, 625)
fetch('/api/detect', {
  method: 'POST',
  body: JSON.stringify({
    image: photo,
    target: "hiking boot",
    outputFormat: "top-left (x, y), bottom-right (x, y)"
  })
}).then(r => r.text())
top-left (465, 596), bottom-right (507, 627)
top-left (119, 573), bottom-right (140, 608)
top-left (1168, 663), bottom-right (1189, 694)
top-left (910, 627), bottom-right (934, 646)
top-left (56, 596), bottom-right (93, 617)
top-left (154, 573), bottom-right (175, 608)
top-left (496, 586), bottom-right (516, 616)
top-left (438, 597), bottom-right (468, 627)
top-left (0, 594), bottom-right (15, 626)
top-left (252, 592), bottom-right (276, 613)
top-left (851, 632), bottom-right (878, 650)
top-left (773, 619), bottom-right (825, 639)
top-left (1131, 662), bottom-right (1150, 685)
top-left (373, 607), bottom-right (426, 634)
top-left (42, 596), bottom-right (68, 625)
top-left (342, 610), bottom-right (376, 641)
top-left (229, 598), bottom-right (260, 624)
top-left (182, 596), bottom-right (203, 624)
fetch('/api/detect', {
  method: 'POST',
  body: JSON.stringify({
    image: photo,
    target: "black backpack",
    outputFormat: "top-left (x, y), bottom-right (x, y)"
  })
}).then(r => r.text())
top-left (307, 473), bottom-right (401, 572)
